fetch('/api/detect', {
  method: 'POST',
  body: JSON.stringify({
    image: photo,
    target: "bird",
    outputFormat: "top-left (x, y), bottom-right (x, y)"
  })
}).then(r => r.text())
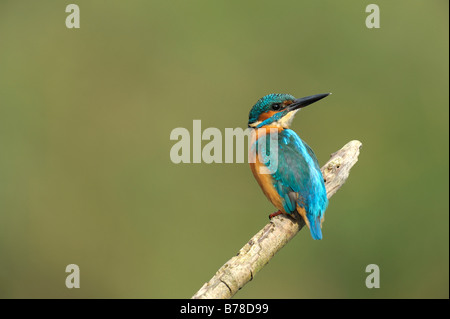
top-left (248, 93), bottom-right (330, 240)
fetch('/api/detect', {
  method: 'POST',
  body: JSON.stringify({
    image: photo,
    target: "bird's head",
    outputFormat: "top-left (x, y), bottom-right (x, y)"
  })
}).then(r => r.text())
top-left (248, 93), bottom-right (330, 129)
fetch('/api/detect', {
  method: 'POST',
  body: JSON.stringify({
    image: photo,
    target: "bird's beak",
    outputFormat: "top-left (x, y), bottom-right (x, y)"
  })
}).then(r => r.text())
top-left (288, 93), bottom-right (331, 111)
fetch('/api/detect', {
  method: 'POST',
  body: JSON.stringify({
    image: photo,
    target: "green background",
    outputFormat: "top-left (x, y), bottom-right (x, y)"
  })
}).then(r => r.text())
top-left (0, 1), bottom-right (448, 298)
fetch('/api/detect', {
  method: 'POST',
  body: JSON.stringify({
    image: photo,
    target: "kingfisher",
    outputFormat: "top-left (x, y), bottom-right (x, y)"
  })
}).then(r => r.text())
top-left (248, 93), bottom-right (330, 240)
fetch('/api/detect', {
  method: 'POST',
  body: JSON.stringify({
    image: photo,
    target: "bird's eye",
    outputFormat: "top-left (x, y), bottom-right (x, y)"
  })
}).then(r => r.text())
top-left (272, 103), bottom-right (281, 110)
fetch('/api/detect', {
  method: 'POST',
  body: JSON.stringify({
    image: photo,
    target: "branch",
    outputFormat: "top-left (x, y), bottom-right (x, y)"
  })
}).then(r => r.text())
top-left (192, 140), bottom-right (363, 299)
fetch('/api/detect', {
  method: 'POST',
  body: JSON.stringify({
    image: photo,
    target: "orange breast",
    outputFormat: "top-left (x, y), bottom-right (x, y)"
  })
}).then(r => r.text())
top-left (249, 128), bottom-right (285, 213)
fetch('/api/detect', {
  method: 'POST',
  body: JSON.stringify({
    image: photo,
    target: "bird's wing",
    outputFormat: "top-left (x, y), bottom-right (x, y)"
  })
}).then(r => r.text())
top-left (269, 130), bottom-right (328, 235)
top-left (270, 129), bottom-right (315, 214)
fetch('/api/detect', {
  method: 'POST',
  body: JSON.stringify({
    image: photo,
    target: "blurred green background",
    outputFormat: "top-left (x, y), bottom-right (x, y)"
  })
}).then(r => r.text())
top-left (0, 1), bottom-right (448, 298)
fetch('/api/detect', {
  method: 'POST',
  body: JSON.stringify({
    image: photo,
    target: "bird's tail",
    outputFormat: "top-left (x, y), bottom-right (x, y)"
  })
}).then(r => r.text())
top-left (309, 216), bottom-right (323, 240)
top-left (297, 205), bottom-right (323, 240)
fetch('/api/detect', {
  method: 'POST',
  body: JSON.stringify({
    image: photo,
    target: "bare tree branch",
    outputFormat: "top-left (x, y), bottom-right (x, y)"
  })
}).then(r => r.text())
top-left (192, 140), bottom-right (363, 299)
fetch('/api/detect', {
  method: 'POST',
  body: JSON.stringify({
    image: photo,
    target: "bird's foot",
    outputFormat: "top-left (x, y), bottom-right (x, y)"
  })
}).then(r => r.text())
top-left (269, 210), bottom-right (283, 219)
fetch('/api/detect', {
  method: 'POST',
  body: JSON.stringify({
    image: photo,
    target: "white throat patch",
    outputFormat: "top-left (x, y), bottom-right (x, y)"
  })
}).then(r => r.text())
top-left (276, 110), bottom-right (299, 128)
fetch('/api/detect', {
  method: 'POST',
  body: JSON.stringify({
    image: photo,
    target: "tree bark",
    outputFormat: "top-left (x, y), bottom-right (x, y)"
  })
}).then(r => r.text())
top-left (192, 140), bottom-right (363, 299)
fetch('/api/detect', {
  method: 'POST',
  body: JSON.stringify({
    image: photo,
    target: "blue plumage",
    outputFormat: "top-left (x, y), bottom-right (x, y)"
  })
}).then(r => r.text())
top-left (248, 94), bottom-right (295, 126)
top-left (248, 93), bottom-right (330, 240)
